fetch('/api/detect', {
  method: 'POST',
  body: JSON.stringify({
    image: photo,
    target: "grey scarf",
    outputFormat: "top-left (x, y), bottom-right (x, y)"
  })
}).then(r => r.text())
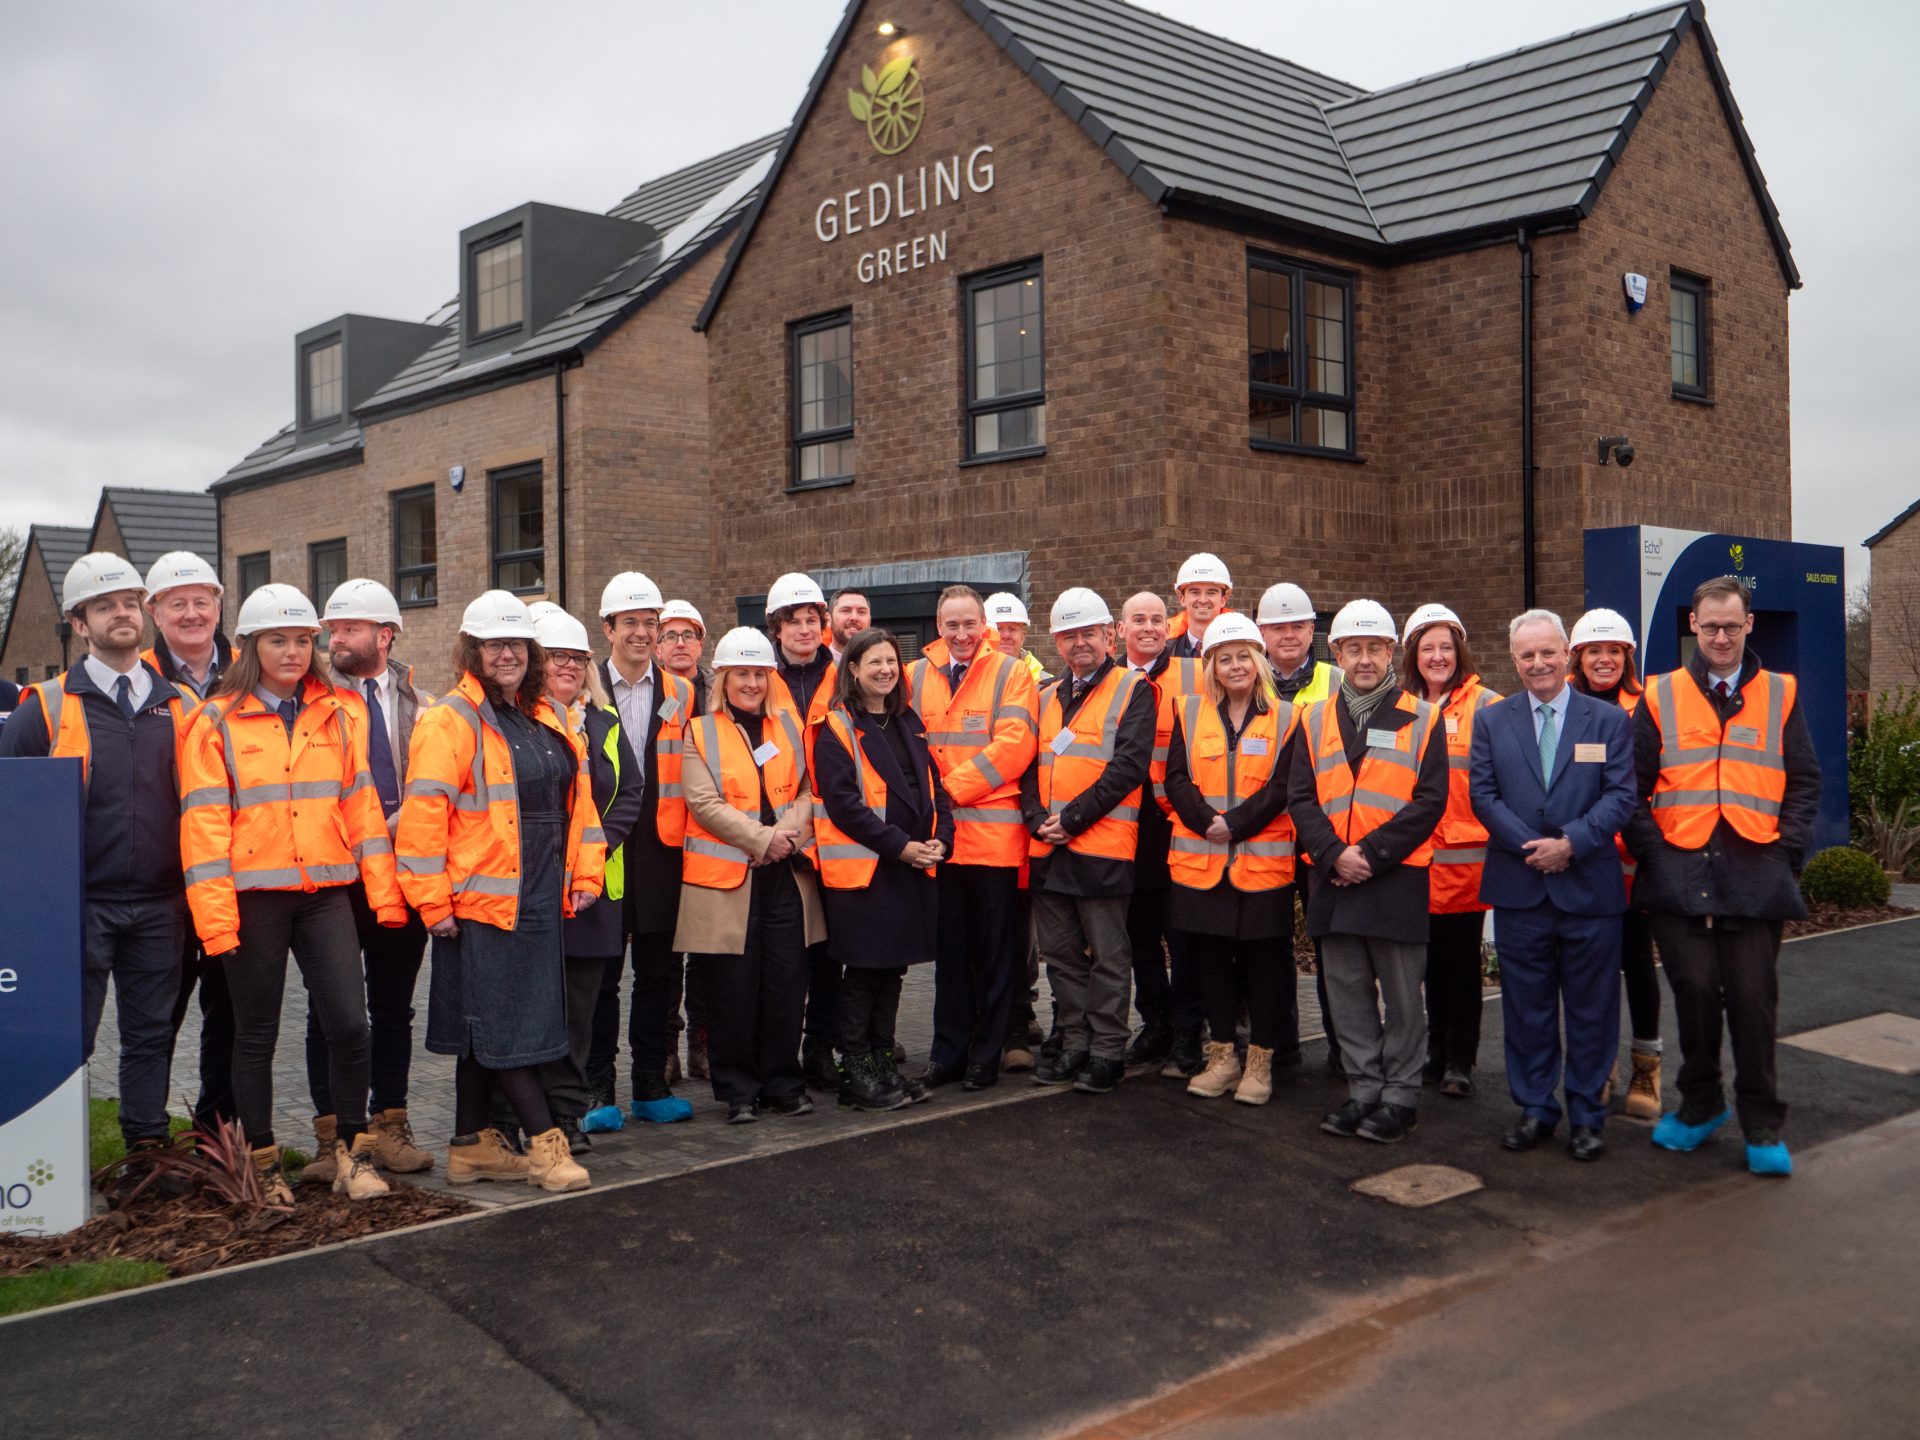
top-left (1341, 674), bottom-right (1397, 732)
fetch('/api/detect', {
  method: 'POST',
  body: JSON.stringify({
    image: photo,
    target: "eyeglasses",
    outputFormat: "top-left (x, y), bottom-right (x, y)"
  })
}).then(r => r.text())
top-left (1694, 623), bottom-right (1747, 638)
top-left (478, 639), bottom-right (528, 657)
top-left (546, 653), bottom-right (587, 671)
top-left (660, 630), bottom-right (701, 645)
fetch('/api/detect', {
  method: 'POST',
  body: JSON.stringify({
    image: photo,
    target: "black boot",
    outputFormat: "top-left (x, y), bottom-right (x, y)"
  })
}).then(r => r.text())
top-left (840, 1053), bottom-right (910, 1112)
top-left (886, 1053), bottom-right (930, 1104)
top-left (1125, 1020), bottom-right (1174, 1066)
top-left (803, 1041), bottom-right (842, 1092)
top-left (1160, 1025), bottom-right (1205, 1079)
top-left (555, 1113), bottom-right (591, 1155)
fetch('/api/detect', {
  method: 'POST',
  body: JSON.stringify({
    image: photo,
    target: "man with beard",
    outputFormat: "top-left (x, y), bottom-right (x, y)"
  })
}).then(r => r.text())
top-left (827, 588), bottom-right (871, 665)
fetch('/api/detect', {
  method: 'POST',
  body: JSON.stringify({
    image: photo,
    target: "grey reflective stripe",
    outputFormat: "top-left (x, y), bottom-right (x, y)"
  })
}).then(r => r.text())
top-left (658, 739), bottom-right (684, 755)
top-left (397, 853), bottom-right (446, 875)
top-left (353, 836), bottom-right (394, 861)
top-left (438, 693), bottom-right (498, 816)
top-left (951, 806), bottom-right (1024, 823)
top-left (454, 872), bottom-right (521, 897)
top-left (407, 777), bottom-right (460, 802)
top-left (1351, 787), bottom-right (1410, 814)
top-left (181, 786), bottom-right (228, 810)
top-left (1448, 755), bottom-right (1472, 771)
top-left (997, 704), bottom-right (1036, 729)
top-left (580, 826), bottom-right (606, 845)
top-left (1109, 803), bottom-right (1141, 821)
top-left (972, 754), bottom-right (1007, 788)
top-left (696, 714), bottom-right (726, 792)
top-left (41, 681), bottom-right (64, 735)
top-left (1169, 835), bottom-right (1216, 854)
top-left (818, 842), bottom-right (878, 860)
top-left (344, 769), bottom-right (374, 797)
top-left (827, 709), bottom-right (887, 827)
top-left (1325, 795), bottom-right (1353, 816)
top-left (217, 715), bottom-right (241, 791)
top-left (1654, 675), bottom-right (1683, 768)
top-left (233, 779), bottom-right (343, 808)
top-left (1651, 788), bottom-right (1783, 817)
top-left (684, 835), bottom-right (751, 865)
top-left (908, 661), bottom-right (930, 717)
top-left (1762, 671), bottom-right (1786, 754)
top-left (183, 858), bottom-right (231, 886)
top-left (233, 867), bottom-right (306, 890)
top-left (774, 798), bottom-right (805, 825)
top-left (776, 709), bottom-right (808, 786)
top-left (657, 783), bottom-right (683, 799)
top-left (1237, 839), bottom-right (1294, 858)
top-left (1433, 846), bottom-right (1487, 865)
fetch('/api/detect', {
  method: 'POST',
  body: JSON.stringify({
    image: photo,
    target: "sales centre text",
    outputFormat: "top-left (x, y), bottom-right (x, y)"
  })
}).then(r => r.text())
top-left (813, 145), bottom-right (997, 284)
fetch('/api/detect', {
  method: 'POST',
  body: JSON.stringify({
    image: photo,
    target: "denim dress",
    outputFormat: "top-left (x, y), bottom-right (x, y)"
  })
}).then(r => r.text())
top-left (426, 704), bottom-right (574, 1068)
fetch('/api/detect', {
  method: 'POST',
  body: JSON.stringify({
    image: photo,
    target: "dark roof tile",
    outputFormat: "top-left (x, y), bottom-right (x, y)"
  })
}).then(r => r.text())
top-left (97, 488), bottom-right (218, 570)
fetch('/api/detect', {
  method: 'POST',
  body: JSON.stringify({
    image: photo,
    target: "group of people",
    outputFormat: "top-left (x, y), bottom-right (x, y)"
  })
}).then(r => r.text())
top-left (1, 543), bottom-right (1817, 1204)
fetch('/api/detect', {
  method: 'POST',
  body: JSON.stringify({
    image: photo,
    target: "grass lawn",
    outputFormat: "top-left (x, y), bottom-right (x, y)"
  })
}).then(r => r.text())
top-left (87, 1098), bottom-right (309, 1176)
top-left (0, 1259), bottom-right (167, 1317)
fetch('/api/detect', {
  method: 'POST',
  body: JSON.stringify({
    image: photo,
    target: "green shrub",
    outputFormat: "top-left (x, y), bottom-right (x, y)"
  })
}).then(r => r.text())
top-left (1800, 846), bottom-right (1892, 908)
top-left (1851, 688), bottom-right (1920, 828)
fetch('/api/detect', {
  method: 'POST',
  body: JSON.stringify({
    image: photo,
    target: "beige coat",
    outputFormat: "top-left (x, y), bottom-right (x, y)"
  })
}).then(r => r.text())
top-left (670, 715), bottom-right (827, 955)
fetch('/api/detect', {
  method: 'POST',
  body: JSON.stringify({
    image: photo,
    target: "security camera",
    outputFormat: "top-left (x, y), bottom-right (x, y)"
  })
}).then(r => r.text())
top-left (1598, 435), bottom-right (1635, 467)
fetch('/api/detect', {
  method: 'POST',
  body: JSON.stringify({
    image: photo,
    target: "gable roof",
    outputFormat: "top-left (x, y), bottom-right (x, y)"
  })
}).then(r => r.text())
top-left (95, 487), bottom-right (218, 571)
top-left (699, 0), bottom-right (1794, 327)
top-left (1864, 498), bottom-right (1920, 550)
top-left (0, 524), bottom-right (91, 663)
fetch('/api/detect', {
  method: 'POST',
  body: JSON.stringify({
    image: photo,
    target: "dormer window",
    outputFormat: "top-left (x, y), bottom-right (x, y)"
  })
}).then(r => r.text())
top-left (292, 314), bottom-right (442, 439)
top-left (470, 230), bottom-right (525, 339)
top-left (304, 337), bottom-right (343, 424)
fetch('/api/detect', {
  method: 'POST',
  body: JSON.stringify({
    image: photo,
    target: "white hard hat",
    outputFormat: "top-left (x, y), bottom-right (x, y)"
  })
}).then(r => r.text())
top-left (1049, 587), bottom-right (1114, 633)
top-left (62, 552), bottom-right (145, 613)
top-left (712, 626), bottom-right (777, 669)
top-left (1255, 583), bottom-right (1315, 625)
top-left (599, 571), bottom-right (664, 618)
top-left (236, 583), bottom-right (321, 637)
top-left (323, 578), bottom-right (403, 630)
top-left (1200, 612), bottom-right (1265, 656)
top-left (1570, 607), bottom-right (1637, 650)
top-left (660, 599), bottom-right (705, 634)
top-left (1401, 602), bottom-right (1464, 645)
top-left (533, 608), bottom-right (592, 655)
top-left (459, 590), bottom-right (538, 641)
top-left (985, 592), bottom-right (1030, 627)
top-left (1328, 599), bottom-right (1397, 645)
top-left (144, 550), bottom-right (223, 601)
top-left (765, 572), bottom-right (827, 613)
top-left (1176, 552), bottom-right (1233, 590)
top-left (526, 600), bottom-right (565, 621)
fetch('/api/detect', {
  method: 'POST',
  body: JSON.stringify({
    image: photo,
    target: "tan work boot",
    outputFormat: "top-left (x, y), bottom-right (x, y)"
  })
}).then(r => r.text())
top-left (252, 1144), bottom-right (294, 1206)
top-left (1002, 1042), bottom-right (1036, 1072)
top-left (1625, 1050), bottom-right (1663, 1121)
top-left (526, 1127), bottom-right (591, 1193)
top-left (302, 1115), bottom-right (338, 1185)
top-left (1187, 1041), bottom-right (1242, 1099)
top-left (333, 1134), bottom-right (392, 1201)
top-left (368, 1108), bottom-right (435, 1173)
top-left (447, 1128), bottom-right (531, 1184)
top-left (1234, 1045), bottom-right (1274, 1106)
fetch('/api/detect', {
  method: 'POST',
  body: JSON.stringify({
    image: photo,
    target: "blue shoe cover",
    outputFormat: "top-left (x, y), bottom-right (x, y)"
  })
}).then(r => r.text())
top-left (631, 1094), bottom-right (693, 1124)
top-left (1746, 1141), bottom-right (1792, 1176)
top-left (580, 1105), bottom-right (624, 1134)
top-left (1650, 1107), bottom-right (1730, 1152)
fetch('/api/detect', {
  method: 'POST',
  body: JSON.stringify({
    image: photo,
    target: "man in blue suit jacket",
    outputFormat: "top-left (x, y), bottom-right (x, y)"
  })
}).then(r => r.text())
top-left (1469, 610), bottom-right (1638, 1160)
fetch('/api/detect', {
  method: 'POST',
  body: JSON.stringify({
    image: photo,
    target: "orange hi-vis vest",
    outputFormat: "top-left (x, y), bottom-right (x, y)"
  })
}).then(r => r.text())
top-left (393, 673), bottom-right (605, 932)
top-left (1166, 694), bottom-right (1298, 892)
top-left (180, 673), bottom-right (405, 955)
top-left (907, 644), bottom-right (1038, 866)
top-left (1429, 677), bottom-right (1501, 914)
top-left (812, 706), bottom-right (943, 888)
top-left (1031, 665), bottom-right (1148, 862)
top-left (770, 658), bottom-right (837, 730)
top-left (1304, 689), bottom-right (1440, 867)
top-left (1145, 657), bottom-right (1204, 816)
top-left (650, 669), bottom-right (696, 846)
top-left (30, 667), bottom-right (196, 791)
top-left (682, 706), bottom-right (811, 889)
top-left (1643, 666), bottom-right (1796, 848)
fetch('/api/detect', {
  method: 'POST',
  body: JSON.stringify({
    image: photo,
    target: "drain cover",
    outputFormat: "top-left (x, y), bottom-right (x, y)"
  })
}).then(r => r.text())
top-left (1351, 1164), bottom-right (1483, 1208)
top-left (1782, 1012), bottom-right (1920, 1075)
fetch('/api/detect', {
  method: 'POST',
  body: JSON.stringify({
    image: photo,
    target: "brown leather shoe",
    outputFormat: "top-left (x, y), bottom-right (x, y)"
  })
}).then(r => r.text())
top-left (301, 1115), bottom-right (338, 1185)
top-left (368, 1108), bottom-right (435, 1173)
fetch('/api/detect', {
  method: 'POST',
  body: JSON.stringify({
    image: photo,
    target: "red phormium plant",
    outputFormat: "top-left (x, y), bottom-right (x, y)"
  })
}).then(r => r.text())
top-left (93, 1113), bottom-right (293, 1214)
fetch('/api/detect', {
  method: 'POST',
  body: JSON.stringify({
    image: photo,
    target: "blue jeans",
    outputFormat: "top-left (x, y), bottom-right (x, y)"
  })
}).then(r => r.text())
top-left (84, 896), bottom-right (188, 1144)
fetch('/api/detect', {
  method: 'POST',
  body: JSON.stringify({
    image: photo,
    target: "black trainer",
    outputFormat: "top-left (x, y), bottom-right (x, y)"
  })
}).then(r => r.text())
top-left (1033, 1049), bottom-right (1090, 1086)
top-left (885, 1056), bottom-right (929, 1104)
top-left (1073, 1056), bottom-right (1126, 1094)
top-left (1160, 1025), bottom-right (1206, 1079)
top-left (802, 1043), bottom-right (842, 1092)
top-left (840, 1053), bottom-right (911, 1112)
top-left (1125, 1021), bottom-right (1173, 1066)
top-left (1358, 1103), bottom-right (1418, 1144)
top-left (727, 1101), bottom-right (758, 1124)
top-left (761, 1091), bottom-right (815, 1116)
top-left (1320, 1099), bottom-right (1376, 1138)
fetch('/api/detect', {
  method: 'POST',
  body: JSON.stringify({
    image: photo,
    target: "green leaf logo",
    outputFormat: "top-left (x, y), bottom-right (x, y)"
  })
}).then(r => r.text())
top-left (847, 53), bottom-right (924, 156)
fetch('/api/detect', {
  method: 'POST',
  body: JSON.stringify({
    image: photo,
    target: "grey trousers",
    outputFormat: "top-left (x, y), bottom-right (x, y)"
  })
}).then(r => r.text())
top-left (1320, 933), bottom-right (1427, 1108)
top-left (1033, 891), bottom-right (1133, 1060)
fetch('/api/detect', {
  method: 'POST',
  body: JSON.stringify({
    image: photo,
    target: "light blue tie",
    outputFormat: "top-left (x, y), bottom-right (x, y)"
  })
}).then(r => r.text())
top-left (1538, 702), bottom-right (1557, 784)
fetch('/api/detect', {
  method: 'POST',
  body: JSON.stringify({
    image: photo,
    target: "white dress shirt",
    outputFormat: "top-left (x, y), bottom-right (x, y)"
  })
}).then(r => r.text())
top-left (609, 661), bottom-right (655, 786)
top-left (84, 653), bottom-right (152, 712)
top-left (1529, 683), bottom-right (1570, 743)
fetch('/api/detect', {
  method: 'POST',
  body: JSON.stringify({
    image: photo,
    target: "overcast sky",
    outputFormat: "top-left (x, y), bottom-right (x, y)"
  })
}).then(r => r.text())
top-left (2, 0), bottom-right (1913, 583)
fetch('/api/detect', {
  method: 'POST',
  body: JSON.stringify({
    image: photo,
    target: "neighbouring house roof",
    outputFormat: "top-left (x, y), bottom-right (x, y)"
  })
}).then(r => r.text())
top-left (0, 524), bottom-right (90, 663)
top-left (94, 488), bottom-right (218, 572)
top-left (1864, 498), bottom-right (1920, 550)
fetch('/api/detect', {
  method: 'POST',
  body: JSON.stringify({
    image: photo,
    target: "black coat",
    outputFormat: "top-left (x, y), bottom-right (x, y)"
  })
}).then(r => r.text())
top-left (1287, 685), bottom-right (1450, 944)
top-left (812, 706), bottom-right (954, 969)
top-left (1624, 649), bottom-right (1821, 921)
top-left (564, 705), bottom-right (648, 959)
top-left (1163, 698), bottom-right (1298, 940)
top-left (600, 660), bottom-right (703, 935)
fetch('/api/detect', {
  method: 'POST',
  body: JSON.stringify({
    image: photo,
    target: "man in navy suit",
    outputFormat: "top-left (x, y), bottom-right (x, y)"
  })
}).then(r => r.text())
top-left (1469, 610), bottom-right (1637, 1160)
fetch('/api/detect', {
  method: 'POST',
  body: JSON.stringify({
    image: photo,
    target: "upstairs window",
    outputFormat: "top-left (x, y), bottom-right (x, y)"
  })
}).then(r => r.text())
top-left (965, 261), bottom-right (1045, 460)
top-left (791, 312), bottom-right (854, 489)
top-left (304, 338), bottom-right (343, 424)
top-left (491, 464), bottom-right (544, 593)
top-left (391, 486), bottom-right (437, 607)
top-left (309, 539), bottom-right (347, 646)
top-left (1671, 272), bottom-right (1709, 399)
top-left (1248, 254), bottom-right (1354, 455)
top-left (471, 231), bottom-right (525, 338)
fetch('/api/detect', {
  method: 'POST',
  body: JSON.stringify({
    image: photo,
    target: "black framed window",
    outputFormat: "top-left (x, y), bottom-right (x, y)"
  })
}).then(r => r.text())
top-left (43, 664), bottom-right (57, 680)
top-left (14, 667), bottom-right (26, 685)
top-left (1671, 272), bottom-right (1708, 398)
top-left (308, 540), bottom-right (347, 646)
top-left (490, 464), bottom-right (544, 593)
top-left (791, 312), bottom-right (854, 489)
top-left (303, 337), bottom-right (343, 424)
top-left (1248, 253), bottom-right (1354, 455)
top-left (391, 485), bottom-right (437, 607)
top-left (965, 261), bottom-right (1045, 459)
top-left (470, 230), bottom-right (525, 339)
top-left (237, 551), bottom-right (270, 596)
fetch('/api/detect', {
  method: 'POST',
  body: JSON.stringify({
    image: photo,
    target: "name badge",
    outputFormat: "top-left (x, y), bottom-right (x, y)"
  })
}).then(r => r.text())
top-left (1574, 742), bottom-right (1607, 763)
top-left (657, 695), bottom-right (682, 724)
top-left (1728, 724), bottom-right (1760, 745)
top-left (1049, 728), bottom-right (1076, 756)
top-left (750, 741), bottom-right (779, 768)
top-left (1365, 727), bottom-right (1398, 750)
top-left (1240, 736), bottom-right (1269, 757)
top-left (962, 713), bottom-right (989, 733)
top-left (1444, 716), bottom-right (1460, 737)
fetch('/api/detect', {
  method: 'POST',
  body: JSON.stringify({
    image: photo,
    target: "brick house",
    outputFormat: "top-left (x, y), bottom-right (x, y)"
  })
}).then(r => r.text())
top-left (696, 0), bottom-right (1798, 652)
top-left (1865, 499), bottom-right (1920, 695)
top-left (1, 525), bottom-right (89, 686)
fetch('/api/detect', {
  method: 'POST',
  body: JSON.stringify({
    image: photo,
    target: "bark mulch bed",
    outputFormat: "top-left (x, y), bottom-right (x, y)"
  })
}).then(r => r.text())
top-left (1786, 902), bottom-right (1917, 940)
top-left (0, 1183), bottom-right (472, 1281)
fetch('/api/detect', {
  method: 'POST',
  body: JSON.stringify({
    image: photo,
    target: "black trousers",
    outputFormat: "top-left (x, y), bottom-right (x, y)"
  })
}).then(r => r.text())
top-left (1424, 910), bottom-right (1486, 1073)
top-left (802, 939), bottom-right (842, 1053)
top-left (1650, 914), bottom-right (1786, 1133)
top-left (84, 896), bottom-right (187, 1145)
top-left (698, 865), bottom-right (809, 1106)
top-left (1009, 886), bottom-right (1038, 1040)
top-left (1190, 932), bottom-right (1294, 1051)
top-left (541, 952), bottom-right (614, 1120)
top-left (1622, 907), bottom-right (1662, 1044)
top-left (837, 966), bottom-right (906, 1057)
top-left (304, 882), bottom-right (428, 1117)
top-left (1129, 887), bottom-right (1204, 1032)
top-left (168, 935), bottom-right (235, 1127)
top-left (587, 894), bottom-right (681, 1094)
top-left (930, 863), bottom-right (1020, 1074)
top-left (667, 955), bottom-right (710, 1036)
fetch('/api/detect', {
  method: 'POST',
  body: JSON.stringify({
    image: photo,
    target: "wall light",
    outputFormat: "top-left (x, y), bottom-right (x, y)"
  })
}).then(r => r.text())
top-left (877, 21), bottom-right (905, 37)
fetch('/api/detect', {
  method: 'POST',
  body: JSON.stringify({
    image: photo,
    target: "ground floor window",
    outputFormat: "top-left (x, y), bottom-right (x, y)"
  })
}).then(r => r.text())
top-left (1248, 252), bottom-right (1355, 456)
top-left (490, 464), bottom-right (544, 594)
top-left (237, 550), bottom-right (270, 596)
top-left (965, 260), bottom-right (1045, 460)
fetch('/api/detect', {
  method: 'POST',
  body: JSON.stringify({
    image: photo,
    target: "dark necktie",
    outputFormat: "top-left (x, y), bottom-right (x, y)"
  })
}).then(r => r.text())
top-left (114, 675), bottom-right (134, 721)
top-left (277, 698), bottom-right (297, 737)
top-left (949, 662), bottom-right (967, 692)
top-left (364, 679), bottom-right (402, 817)
top-left (1715, 679), bottom-right (1731, 699)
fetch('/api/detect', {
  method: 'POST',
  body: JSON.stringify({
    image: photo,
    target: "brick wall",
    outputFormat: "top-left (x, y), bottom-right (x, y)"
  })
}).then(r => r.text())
top-left (1870, 518), bottom-right (1920, 694)
top-left (0, 541), bottom-right (69, 685)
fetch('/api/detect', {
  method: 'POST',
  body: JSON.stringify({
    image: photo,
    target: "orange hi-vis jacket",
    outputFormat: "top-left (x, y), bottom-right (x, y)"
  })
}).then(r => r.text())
top-left (682, 705), bottom-right (812, 889)
top-left (1643, 666), bottom-right (1797, 849)
top-left (604, 664), bottom-right (696, 845)
top-left (1031, 665), bottom-right (1149, 862)
top-left (1145, 655), bottom-right (1205, 816)
top-left (1429, 676), bottom-right (1501, 914)
top-left (179, 673), bottom-right (404, 955)
top-left (907, 641), bottom-right (1038, 867)
top-left (812, 706), bottom-right (944, 888)
top-left (1166, 694), bottom-right (1298, 891)
top-left (30, 668), bottom-right (197, 789)
top-left (393, 673), bottom-right (605, 931)
top-left (1304, 690), bottom-right (1442, 867)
